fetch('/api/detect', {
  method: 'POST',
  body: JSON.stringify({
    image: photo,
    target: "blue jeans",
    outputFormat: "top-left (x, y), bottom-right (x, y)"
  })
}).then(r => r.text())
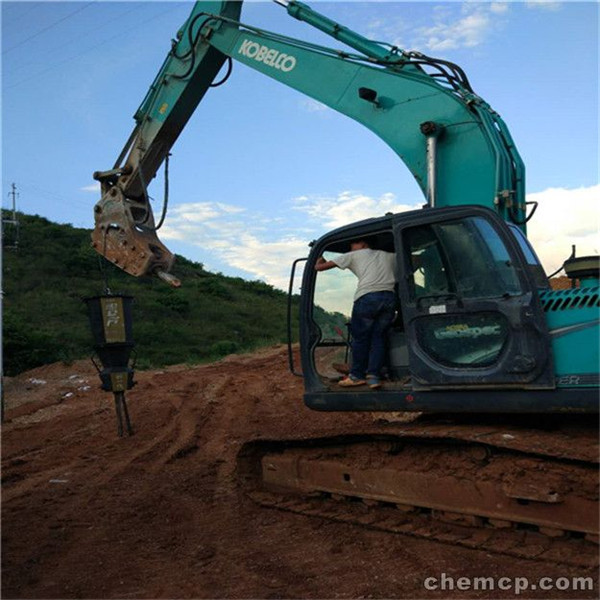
top-left (349, 291), bottom-right (396, 380)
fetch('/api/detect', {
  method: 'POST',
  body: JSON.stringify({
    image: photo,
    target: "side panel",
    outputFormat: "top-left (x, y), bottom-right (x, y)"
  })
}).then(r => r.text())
top-left (541, 287), bottom-right (600, 388)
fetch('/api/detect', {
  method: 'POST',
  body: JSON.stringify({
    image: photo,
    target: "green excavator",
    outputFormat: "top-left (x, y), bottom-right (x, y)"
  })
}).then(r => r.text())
top-left (92, 1), bottom-right (599, 564)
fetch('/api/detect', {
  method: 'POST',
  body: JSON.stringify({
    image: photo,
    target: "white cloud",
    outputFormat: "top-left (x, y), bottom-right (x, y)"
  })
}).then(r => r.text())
top-left (366, 3), bottom-right (509, 53)
top-left (292, 190), bottom-right (420, 229)
top-left (165, 201), bottom-right (244, 223)
top-left (490, 3), bottom-right (510, 15)
top-left (159, 200), bottom-right (312, 290)
top-left (299, 98), bottom-right (329, 113)
top-left (158, 186), bottom-right (598, 295)
top-left (526, 185), bottom-right (599, 274)
top-left (525, 1), bottom-right (561, 11)
top-left (80, 183), bottom-right (100, 193)
top-left (418, 9), bottom-right (492, 52)
top-left (158, 191), bottom-right (419, 291)
top-left (211, 233), bottom-right (309, 291)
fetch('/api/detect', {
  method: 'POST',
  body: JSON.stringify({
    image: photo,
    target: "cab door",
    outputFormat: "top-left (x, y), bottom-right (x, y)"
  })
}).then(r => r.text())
top-left (394, 207), bottom-right (554, 390)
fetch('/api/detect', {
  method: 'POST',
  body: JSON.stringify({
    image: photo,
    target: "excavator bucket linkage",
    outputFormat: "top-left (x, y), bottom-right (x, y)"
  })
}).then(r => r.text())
top-left (92, 186), bottom-right (180, 287)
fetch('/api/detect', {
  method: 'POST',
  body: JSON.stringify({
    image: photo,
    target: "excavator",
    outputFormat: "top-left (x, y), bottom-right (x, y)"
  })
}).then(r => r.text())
top-left (92, 1), bottom-right (599, 565)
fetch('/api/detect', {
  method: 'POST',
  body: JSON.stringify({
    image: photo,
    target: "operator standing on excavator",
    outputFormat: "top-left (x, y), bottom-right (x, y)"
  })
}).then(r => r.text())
top-left (315, 240), bottom-right (397, 389)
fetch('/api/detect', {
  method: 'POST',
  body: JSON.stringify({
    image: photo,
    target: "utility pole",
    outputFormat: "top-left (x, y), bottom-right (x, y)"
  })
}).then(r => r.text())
top-left (1, 183), bottom-right (21, 422)
top-left (2, 183), bottom-right (20, 250)
top-left (0, 191), bottom-right (4, 423)
top-left (9, 183), bottom-right (17, 220)
top-left (0, 240), bottom-right (3, 424)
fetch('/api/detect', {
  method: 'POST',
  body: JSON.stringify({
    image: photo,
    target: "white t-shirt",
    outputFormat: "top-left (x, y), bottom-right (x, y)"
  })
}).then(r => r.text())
top-left (333, 248), bottom-right (397, 301)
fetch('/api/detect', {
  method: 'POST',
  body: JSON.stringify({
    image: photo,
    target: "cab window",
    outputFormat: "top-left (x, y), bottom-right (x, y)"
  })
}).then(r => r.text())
top-left (405, 216), bottom-right (523, 301)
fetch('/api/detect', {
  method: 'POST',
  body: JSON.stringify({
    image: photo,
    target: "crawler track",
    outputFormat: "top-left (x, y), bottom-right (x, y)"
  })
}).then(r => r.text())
top-left (238, 415), bottom-right (599, 568)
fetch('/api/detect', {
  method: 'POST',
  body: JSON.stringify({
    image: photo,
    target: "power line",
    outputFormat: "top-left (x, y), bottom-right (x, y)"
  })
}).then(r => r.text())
top-left (2, 3), bottom-right (39, 28)
top-left (3, 3), bottom-right (140, 75)
top-left (3, 181), bottom-right (97, 230)
top-left (4, 5), bottom-right (184, 90)
top-left (2, 1), bottom-right (97, 55)
top-left (16, 181), bottom-right (93, 210)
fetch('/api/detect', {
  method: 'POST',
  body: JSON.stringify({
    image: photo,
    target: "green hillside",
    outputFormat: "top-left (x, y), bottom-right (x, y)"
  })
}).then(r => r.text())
top-left (3, 212), bottom-right (324, 376)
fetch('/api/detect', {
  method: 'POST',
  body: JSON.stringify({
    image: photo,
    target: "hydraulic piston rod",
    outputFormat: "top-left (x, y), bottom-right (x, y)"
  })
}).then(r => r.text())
top-left (421, 121), bottom-right (443, 208)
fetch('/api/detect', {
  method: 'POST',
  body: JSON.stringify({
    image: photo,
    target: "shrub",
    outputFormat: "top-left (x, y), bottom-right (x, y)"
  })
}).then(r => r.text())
top-left (210, 340), bottom-right (240, 357)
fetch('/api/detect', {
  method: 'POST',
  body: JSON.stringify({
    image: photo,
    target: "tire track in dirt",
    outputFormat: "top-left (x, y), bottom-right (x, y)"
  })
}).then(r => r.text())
top-left (2, 346), bottom-right (597, 599)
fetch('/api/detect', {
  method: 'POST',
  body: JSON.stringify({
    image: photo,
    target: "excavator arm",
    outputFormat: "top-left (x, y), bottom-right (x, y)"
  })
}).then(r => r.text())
top-left (92, 2), bottom-right (242, 285)
top-left (92, 0), bottom-right (527, 283)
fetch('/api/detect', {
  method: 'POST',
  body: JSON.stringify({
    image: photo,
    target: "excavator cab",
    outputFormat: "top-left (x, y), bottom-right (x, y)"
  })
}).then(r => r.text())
top-left (294, 205), bottom-right (568, 413)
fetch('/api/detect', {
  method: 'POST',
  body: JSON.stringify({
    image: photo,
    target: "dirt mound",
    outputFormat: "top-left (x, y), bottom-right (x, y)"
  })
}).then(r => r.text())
top-left (2, 346), bottom-right (597, 598)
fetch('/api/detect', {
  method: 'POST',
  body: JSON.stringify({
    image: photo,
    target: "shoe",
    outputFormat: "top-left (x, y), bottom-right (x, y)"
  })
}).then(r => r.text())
top-left (338, 376), bottom-right (366, 387)
top-left (367, 376), bottom-right (382, 389)
top-left (332, 362), bottom-right (350, 375)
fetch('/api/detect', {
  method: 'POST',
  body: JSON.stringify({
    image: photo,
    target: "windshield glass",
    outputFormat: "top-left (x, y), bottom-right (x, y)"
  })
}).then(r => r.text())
top-left (405, 217), bottom-right (523, 300)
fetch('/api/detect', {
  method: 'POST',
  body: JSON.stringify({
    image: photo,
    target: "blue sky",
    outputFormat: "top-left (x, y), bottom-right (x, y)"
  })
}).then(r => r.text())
top-left (2, 1), bottom-right (598, 291)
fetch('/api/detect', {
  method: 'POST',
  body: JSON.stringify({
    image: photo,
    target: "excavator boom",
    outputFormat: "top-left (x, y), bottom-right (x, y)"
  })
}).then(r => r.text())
top-left (92, 0), bottom-right (527, 280)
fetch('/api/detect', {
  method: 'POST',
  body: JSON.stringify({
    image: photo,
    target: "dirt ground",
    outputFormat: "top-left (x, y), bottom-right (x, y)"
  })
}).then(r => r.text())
top-left (2, 345), bottom-right (598, 599)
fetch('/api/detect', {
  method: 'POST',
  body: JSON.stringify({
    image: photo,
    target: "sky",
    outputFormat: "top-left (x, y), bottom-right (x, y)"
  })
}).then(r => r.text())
top-left (2, 0), bottom-right (598, 296)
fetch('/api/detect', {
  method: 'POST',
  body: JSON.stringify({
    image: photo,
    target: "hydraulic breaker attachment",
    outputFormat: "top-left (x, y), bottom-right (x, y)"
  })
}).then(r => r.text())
top-left (91, 186), bottom-right (180, 287)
